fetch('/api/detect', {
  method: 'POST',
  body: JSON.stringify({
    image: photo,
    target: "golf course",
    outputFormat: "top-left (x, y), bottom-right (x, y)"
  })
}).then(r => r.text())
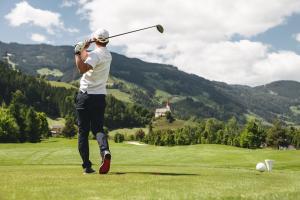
top-left (1, 138), bottom-right (299, 200)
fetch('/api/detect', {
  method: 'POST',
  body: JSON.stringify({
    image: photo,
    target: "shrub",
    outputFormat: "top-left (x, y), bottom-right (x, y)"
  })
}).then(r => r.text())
top-left (135, 129), bottom-right (145, 141)
top-left (165, 111), bottom-right (175, 123)
top-left (114, 133), bottom-right (125, 143)
top-left (62, 116), bottom-right (77, 138)
top-left (0, 107), bottom-right (19, 142)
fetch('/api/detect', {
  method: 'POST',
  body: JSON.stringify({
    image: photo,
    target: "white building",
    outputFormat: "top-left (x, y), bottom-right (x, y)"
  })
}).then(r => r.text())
top-left (155, 102), bottom-right (171, 118)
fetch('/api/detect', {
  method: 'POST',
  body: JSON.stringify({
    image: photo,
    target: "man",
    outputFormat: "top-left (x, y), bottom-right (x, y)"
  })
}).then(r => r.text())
top-left (74, 29), bottom-right (112, 174)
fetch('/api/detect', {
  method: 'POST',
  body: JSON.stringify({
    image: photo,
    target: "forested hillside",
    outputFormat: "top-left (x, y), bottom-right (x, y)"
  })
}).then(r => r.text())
top-left (0, 61), bottom-right (152, 131)
top-left (1, 41), bottom-right (300, 124)
top-left (0, 61), bottom-right (74, 117)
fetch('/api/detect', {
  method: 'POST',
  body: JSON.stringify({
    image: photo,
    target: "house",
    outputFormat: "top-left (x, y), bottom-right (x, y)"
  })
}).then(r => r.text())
top-left (155, 101), bottom-right (171, 118)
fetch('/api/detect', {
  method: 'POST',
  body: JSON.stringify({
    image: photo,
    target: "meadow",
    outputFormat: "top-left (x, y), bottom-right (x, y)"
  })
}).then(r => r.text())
top-left (0, 138), bottom-right (299, 200)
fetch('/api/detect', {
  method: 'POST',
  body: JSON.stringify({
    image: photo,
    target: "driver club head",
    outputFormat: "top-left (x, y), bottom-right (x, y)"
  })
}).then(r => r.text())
top-left (156, 24), bottom-right (164, 33)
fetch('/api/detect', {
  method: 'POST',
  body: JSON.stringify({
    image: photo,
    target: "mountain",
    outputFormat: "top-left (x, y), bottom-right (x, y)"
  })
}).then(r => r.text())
top-left (255, 81), bottom-right (300, 99)
top-left (1, 41), bottom-right (300, 124)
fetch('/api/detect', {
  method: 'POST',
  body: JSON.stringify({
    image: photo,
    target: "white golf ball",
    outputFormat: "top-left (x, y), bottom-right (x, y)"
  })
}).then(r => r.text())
top-left (256, 162), bottom-right (266, 172)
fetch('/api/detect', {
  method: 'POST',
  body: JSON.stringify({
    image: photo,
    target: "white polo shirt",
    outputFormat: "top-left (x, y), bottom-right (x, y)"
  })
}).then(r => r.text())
top-left (80, 46), bottom-right (112, 94)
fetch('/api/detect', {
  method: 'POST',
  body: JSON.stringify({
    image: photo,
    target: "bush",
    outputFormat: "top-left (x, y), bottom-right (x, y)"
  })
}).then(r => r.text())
top-left (135, 129), bottom-right (145, 141)
top-left (62, 116), bottom-right (77, 138)
top-left (165, 111), bottom-right (175, 123)
top-left (25, 107), bottom-right (42, 143)
top-left (0, 107), bottom-right (19, 142)
top-left (129, 134), bottom-right (135, 141)
top-left (114, 133), bottom-right (125, 143)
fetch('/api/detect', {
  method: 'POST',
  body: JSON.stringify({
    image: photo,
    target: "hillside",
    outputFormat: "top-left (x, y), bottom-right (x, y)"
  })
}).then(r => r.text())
top-left (0, 61), bottom-right (152, 130)
top-left (1, 41), bottom-right (300, 124)
top-left (255, 81), bottom-right (300, 99)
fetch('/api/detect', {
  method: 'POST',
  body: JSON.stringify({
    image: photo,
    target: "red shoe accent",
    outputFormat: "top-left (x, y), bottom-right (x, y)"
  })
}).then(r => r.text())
top-left (99, 154), bottom-right (111, 174)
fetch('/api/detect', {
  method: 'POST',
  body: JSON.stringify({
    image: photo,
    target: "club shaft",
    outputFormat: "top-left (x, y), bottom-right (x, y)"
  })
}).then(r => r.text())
top-left (108, 25), bottom-right (157, 39)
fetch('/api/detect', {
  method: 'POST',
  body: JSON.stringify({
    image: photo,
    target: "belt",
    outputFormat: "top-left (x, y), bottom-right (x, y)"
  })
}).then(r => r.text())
top-left (78, 91), bottom-right (106, 96)
top-left (79, 90), bottom-right (88, 94)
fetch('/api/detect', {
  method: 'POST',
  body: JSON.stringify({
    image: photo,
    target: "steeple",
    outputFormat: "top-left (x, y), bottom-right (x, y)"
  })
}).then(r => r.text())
top-left (166, 100), bottom-right (170, 110)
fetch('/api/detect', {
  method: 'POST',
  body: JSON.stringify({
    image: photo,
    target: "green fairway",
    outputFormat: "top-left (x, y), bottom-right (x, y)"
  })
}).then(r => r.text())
top-left (0, 138), bottom-right (299, 200)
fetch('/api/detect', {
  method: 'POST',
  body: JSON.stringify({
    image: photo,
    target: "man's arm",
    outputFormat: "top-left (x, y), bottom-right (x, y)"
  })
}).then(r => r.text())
top-left (75, 54), bottom-right (93, 74)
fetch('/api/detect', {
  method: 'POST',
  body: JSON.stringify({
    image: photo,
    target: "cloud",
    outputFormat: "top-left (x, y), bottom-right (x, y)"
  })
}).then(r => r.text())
top-left (5, 1), bottom-right (78, 34)
top-left (295, 33), bottom-right (300, 42)
top-left (78, 0), bottom-right (300, 86)
top-left (253, 51), bottom-right (300, 84)
top-left (183, 40), bottom-right (300, 86)
top-left (66, 28), bottom-right (79, 33)
top-left (60, 0), bottom-right (76, 8)
top-left (30, 33), bottom-right (47, 43)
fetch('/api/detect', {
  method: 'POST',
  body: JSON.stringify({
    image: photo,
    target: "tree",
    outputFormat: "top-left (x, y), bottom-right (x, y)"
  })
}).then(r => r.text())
top-left (9, 90), bottom-right (27, 142)
top-left (174, 128), bottom-right (190, 145)
top-left (266, 119), bottom-right (288, 148)
top-left (165, 111), bottom-right (175, 123)
top-left (37, 112), bottom-right (50, 138)
top-left (203, 118), bottom-right (223, 144)
top-left (240, 119), bottom-right (265, 148)
top-left (135, 129), bottom-right (145, 141)
top-left (148, 121), bottom-right (153, 134)
top-left (161, 129), bottom-right (175, 146)
top-left (114, 133), bottom-right (125, 143)
top-left (62, 116), bottom-right (77, 138)
top-left (0, 107), bottom-right (19, 142)
top-left (291, 129), bottom-right (300, 149)
top-left (216, 129), bottom-right (224, 144)
top-left (25, 107), bottom-right (41, 143)
top-left (224, 117), bottom-right (240, 146)
top-left (104, 95), bottom-right (153, 129)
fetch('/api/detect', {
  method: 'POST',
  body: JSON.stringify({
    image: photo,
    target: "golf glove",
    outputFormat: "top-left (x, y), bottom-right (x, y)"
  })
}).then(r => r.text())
top-left (74, 41), bottom-right (89, 55)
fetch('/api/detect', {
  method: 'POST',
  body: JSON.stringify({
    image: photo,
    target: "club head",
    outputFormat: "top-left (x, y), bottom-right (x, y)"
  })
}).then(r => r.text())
top-left (156, 25), bottom-right (164, 33)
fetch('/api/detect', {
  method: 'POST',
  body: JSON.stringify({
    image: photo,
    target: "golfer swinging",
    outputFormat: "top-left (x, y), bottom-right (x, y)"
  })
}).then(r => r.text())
top-left (74, 29), bottom-right (112, 174)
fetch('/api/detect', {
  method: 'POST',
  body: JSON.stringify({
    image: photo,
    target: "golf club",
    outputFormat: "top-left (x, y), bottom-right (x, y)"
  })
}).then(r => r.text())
top-left (88, 24), bottom-right (164, 43)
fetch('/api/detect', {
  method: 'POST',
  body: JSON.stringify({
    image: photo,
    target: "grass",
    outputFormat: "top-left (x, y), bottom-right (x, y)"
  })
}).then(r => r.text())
top-left (155, 89), bottom-right (172, 103)
top-left (37, 68), bottom-right (63, 77)
top-left (152, 118), bottom-right (197, 130)
top-left (48, 81), bottom-right (77, 89)
top-left (107, 89), bottom-right (132, 103)
top-left (1, 138), bottom-right (299, 200)
top-left (47, 117), bottom-right (65, 128)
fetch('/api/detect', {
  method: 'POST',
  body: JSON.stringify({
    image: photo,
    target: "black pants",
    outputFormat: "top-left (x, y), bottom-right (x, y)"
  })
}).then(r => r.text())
top-left (75, 91), bottom-right (109, 169)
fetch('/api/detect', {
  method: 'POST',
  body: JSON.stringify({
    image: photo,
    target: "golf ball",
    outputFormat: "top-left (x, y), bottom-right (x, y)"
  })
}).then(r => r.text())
top-left (256, 162), bottom-right (266, 172)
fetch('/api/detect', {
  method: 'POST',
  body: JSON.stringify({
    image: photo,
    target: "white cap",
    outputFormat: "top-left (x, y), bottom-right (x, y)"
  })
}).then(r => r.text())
top-left (91, 29), bottom-right (109, 43)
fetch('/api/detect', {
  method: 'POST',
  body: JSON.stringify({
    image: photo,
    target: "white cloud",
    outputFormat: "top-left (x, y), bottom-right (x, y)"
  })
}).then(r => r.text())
top-left (66, 27), bottom-right (79, 33)
top-left (183, 40), bottom-right (300, 86)
top-left (78, 0), bottom-right (300, 86)
top-left (295, 33), bottom-right (300, 42)
top-left (5, 1), bottom-right (78, 34)
top-left (61, 0), bottom-right (76, 8)
top-left (252, 51), bottom-right (300, 84)
top-left (30, 33), bottom-right (47, 43)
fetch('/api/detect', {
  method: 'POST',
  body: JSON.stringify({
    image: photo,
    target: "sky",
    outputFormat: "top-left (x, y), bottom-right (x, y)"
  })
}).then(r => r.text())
top-left (1, 0), bottom-right (300, 86)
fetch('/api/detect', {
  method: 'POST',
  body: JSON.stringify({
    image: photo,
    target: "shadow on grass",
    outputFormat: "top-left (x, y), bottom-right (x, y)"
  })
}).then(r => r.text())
top-left (111, 172), bottom-right (199, 176)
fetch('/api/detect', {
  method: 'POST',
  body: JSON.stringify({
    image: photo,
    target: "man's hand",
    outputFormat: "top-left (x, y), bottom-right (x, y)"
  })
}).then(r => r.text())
top-left (74, 40), bottom-right (90, 55)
